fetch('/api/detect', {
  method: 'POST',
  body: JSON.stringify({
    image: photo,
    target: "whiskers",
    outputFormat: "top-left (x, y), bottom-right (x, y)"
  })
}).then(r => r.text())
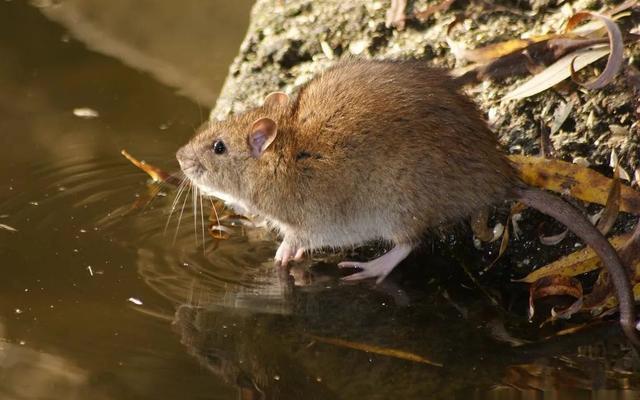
top-left (164, 175), bottom-right (223, 255)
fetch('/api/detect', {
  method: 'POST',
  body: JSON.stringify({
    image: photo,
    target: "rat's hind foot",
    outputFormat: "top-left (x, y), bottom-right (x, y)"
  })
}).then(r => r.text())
top-left (274, 241), bottom-right (305, 267)
top-left (339, 244), bottom-right (412, 284)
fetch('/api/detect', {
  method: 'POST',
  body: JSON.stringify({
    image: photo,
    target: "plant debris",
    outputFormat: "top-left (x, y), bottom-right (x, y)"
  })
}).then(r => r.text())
top-left (567, 12), bottom-right (624, 90)
top-left (307, 334), bottom-right (443, 367)
top-left (595, 167), bottom-right (621, 235)
top-left (453, 3), bottom-right (634, 99)
top-left (528, 275), bottom-right (583, 321)
top-left (121, 149), bottom-right (182, 185)
top-left (509, 155), bottom-right (640, 215)
top-left (539, 226), bottom-right (569, 246)
top-left (515, 234), bottom-right (630, 283)
top-left (0, 223), bottom-right (18, 232)
top-left (471, 208), bottom-right (494, 242)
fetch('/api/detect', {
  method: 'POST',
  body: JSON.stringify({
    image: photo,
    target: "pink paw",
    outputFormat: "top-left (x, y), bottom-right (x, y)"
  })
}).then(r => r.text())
top-left (339, 260), bottom-right (394, 284)
top-left (339, 244), bottom-right (413, 284)
top-left (274, 242), bottom-right (305, 267)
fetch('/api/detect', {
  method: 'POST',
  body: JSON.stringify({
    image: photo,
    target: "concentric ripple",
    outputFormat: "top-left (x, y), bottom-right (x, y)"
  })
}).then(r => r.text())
top-left (1, 154), bottom-right (292, 315)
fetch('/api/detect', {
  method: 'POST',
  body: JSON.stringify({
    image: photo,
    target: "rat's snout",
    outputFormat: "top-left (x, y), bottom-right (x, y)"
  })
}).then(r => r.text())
top-left (176, 144), bottom-right (204, 177)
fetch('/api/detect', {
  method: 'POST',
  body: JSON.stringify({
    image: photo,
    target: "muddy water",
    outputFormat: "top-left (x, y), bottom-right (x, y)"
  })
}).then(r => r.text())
top-left (0, 1), bottom-right (638, 399)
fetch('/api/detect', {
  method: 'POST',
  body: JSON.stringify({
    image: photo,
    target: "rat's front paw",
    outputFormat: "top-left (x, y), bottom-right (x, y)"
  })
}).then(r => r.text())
top-left (274, 242), bottom-right (305, 267)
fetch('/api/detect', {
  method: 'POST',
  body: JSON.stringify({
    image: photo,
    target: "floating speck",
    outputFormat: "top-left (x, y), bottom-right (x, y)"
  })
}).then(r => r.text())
top-left (73, 107), bottom-right (99, 119)
top-left (14, 308), bottom-right (22, 314)
top-left (87, 266), bottom-right (93, 276)
top-left (28, 201), bottom-right (39, 206)
top-left (128, 297), bottom-right (143, 305)
top-left (273, 375), bottom-right (280, 381)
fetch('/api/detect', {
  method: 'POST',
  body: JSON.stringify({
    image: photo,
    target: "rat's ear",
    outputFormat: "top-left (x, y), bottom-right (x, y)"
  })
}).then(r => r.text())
top-left (248, 117), bottom-right (277, 158)
top-left (263, 91), bottom-right (289, 107)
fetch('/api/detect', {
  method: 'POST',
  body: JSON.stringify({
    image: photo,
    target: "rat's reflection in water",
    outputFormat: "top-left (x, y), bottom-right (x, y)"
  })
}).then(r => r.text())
top-left (170, 258), bottom-right (637, 400)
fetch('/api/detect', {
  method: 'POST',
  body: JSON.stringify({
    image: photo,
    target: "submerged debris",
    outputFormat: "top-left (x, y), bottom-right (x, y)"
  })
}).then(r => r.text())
top-left (0, 223), bottom-right (18, 232)
top-left (307, 334), bottom-right (443, 367)
top-left (72, 107), bottom-right (99, 119)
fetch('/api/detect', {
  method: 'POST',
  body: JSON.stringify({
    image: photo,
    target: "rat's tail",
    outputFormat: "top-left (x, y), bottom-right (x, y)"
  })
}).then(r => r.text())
top-left (515, 186), bottom-right (639, 347)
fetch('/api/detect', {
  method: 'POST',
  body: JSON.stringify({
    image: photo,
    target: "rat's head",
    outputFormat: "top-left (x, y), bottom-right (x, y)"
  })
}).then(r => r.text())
top-left (176, 92), bottom-right (290, 207)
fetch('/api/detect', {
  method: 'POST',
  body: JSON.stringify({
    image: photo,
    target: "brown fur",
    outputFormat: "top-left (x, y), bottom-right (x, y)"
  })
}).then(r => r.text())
top-left (178, 59), bottom-right (518, 251)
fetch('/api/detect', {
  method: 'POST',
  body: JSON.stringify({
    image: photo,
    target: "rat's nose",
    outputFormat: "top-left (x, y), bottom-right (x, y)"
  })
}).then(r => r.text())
top-left (176, 145), bottom-right (203, 176)
top-left (176, 145), bottom-right (189, 167)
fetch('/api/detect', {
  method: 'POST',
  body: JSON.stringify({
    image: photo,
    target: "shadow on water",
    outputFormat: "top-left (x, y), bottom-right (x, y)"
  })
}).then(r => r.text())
top-left (0, 1), bottom-right (639, 399)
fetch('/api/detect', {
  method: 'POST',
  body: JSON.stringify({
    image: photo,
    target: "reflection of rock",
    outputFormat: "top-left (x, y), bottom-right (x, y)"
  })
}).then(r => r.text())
top-left (35, 0), bottom-right (253, 105)
top-left (174, 305), bottom-right (339, 400)
top-left (171, 281), bottom-right (488, 399)
top-left (172, 279), bottom-right (640, 399)
top-left (0, 341), bottom-right (103, 400)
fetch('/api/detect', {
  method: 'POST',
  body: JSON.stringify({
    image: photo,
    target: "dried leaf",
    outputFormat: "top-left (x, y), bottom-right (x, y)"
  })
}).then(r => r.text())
top-left (567, 12), bottom-right (624, 89)
top-left (413, 0), bottom-right (455, 22)
top-left (528, 275), bottom-right (583, 320)
top-left (514, 234), bottom-right (629, 283)
top-left (453, 3), bottom-right (632, 88)
top-left (452, 37), bottom-right (607, 87)
top-left (503, 45), bottom-right (610, 100)
top-left (460, 36), bottom-right (550, 64)
top-left (609, 149), bottom-right (619, 169)
top-left (620, 221), bottom-right (640, 279)
top-left (583, 269), bottom-right (612, 310)
top-left (483, 214), bottom-right (510, 272)
top-left (508, 155), bottom-right (640, 215)
top-left (589, 279), bottom-right (640, 313)
top-left (539, 227), bottom-right (569, 246)
top-left (548, 100), bottom-right (574, 136)
top-left (471, 208), bottom-right (494, 242)
top-left (307, 334), bottom-right (443, 367)
top-left (595, 168), bottom-right (621, 235)
top-left (121, 149), bottom-right (181, 185)
top-left (128, 184), bottom-right (162, 212)
top-left (539, 121), bottom-right (553, 158)
top-left (0, 223), bottom-right (18, 232)
top-left (385, 0), bottom-right (407, 30)
top-left (549, 296), bottom-right (583, 321)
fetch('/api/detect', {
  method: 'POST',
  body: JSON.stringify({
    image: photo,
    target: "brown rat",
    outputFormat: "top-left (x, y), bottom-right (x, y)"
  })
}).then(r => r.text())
top-left (176, 59), bottom-right (638, 345)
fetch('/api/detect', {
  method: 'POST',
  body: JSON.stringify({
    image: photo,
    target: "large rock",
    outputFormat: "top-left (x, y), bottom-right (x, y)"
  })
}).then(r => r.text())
top-left (213, 0), bottom-right (639, 176)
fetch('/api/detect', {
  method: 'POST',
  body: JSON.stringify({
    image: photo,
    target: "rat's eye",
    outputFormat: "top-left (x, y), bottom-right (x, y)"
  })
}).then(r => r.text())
top-left (212, 140), bottom-right (226, 155)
